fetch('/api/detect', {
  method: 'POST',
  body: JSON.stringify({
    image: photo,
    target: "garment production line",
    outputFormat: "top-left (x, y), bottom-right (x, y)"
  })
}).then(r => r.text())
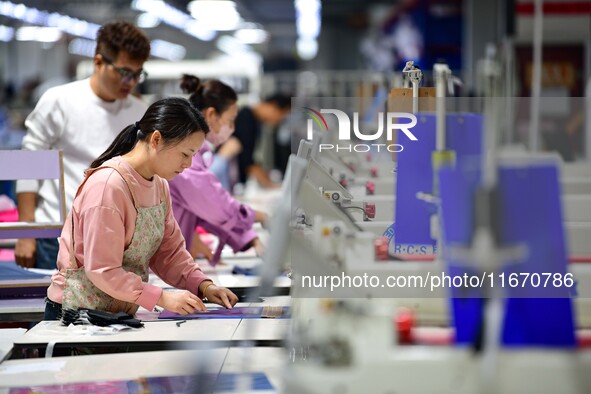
top-left (256, 60), bottom-right (591, 393)
top-left (274, 153), bottom-right (591, 394)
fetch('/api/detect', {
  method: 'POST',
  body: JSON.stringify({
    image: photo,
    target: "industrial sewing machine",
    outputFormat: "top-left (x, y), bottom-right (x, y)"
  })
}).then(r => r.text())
top-left (264, 61), bottom-right (591, 394)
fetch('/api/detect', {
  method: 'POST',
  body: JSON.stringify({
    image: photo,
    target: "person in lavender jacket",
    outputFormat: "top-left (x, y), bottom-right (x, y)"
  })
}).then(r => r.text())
top-left (168, 75), bottom-right (268, 265)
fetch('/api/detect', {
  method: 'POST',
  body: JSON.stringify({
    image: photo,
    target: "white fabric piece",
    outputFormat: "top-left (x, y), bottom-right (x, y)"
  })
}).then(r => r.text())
top-left (66, 323), bottom-right (136, 336)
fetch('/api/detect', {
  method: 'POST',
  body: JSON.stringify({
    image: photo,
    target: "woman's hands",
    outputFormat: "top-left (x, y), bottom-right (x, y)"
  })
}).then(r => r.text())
top-left (157, 281), bottom-right (238, 314)
top-left (200, 281), bottom-right (239, 309)
top-left (157, 290), bottom-right (206, 315)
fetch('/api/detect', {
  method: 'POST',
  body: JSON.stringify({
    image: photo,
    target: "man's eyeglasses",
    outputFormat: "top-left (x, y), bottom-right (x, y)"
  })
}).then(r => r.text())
top-left (101, 55), bottom-right (147, 84)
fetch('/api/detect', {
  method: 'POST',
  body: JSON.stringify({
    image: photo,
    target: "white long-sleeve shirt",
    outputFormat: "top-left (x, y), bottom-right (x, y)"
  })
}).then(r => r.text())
top-left (16, 79), bottom-right (147, 223)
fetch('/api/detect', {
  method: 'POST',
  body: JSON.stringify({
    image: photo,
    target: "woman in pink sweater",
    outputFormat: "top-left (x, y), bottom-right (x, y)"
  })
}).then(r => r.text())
top-left (168, 75), bottom-right (267, 265)
top-left (45, 97), bottom-right (238, 320)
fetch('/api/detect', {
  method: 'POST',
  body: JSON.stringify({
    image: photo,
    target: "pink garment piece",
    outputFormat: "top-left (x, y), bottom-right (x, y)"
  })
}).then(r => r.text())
top-left (196, 226), bottom-right (214, 247)
top-left (0, 249), bottom-right (15, 261)
top-left (47, 157), bottom-right (211, 311)
top-left (168, 144), bottom-right (257, 257)
top-left (0, 208), bottom-right (18, 222)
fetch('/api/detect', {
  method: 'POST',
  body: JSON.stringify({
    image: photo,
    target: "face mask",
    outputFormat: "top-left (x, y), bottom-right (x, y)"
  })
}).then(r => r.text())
top-left (207, 123), bottom-right (235, 147)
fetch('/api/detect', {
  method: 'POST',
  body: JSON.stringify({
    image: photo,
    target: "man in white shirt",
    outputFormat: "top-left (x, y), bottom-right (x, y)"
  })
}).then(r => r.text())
top-left (15, 21), bottom-right (150, 269)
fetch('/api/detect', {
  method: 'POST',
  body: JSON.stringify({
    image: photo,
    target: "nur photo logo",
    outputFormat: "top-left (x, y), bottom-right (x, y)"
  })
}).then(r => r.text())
top-left (303, 107), bottom-right (419, 153)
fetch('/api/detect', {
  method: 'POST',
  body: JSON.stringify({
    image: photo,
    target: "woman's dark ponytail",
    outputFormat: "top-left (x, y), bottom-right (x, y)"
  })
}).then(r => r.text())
top-left (90, 123), bottom-right (142, 169)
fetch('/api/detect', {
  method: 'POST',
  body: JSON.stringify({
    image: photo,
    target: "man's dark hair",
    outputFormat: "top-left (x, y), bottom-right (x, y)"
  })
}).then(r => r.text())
top-left (95, 21), bottom-right (150, 62)
top-left (264, 93), bottom-right (291, 111)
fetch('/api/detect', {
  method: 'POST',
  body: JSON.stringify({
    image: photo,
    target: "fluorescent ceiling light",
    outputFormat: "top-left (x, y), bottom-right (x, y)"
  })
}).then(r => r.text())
top-left (295, 0), bottom-right (321, 59)
top-left (132, 0), bottom-right (216, 41)
top-left (16, 26), bottom-right (62, 42)
top-left (234, 28), bottom-right (268, 44)
top-left (295, 0), bottom-right (321, 41)
top-left (68, 37), bottom-right (186, 62)
top-left (0, 24), bottom-right (13, 41)
top-left (188, 0), bottom-right (242, 31)
top-left (12, 2), bottom-right (25, 18)
top-left (295, 0), bottom-right (321, 15)
top-left (296, 13), bottom-right (320, 39)
top-left (68, 38), bottom-right (95, 57)
top-left (23, 8), bottom-right (41, 24)
top-left (185, 20), bottom-right (216, 41)
top-left (297, 37), bottom-right (318, 61)
top-left (203, 14), bottom-right (241, 31)
top-left (137, 13), bottom-right (161, 28)
top-left (131, 0), bottom-right (166, 13)
top-left (0, 1), bottom-right (100, 39)
top-left (150, 39), bottom-right (186, 61)
top-left (188, 0), bottom-right (236, 17)
top-left (216, 34), bottom-right (252, 55)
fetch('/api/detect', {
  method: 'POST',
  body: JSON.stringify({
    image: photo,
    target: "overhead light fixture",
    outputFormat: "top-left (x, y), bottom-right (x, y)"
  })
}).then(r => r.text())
top-left (131, 0), bottom-right (165, 14)
top-left (0, 1), bottom-right (100, 39)
top-left (295, 0), bottom-right (321, 38)
top-left (216, 35), bottom-right (262, 63)
top-left (12, 2), bottom-right (25, 18)
top-left (188, 1), bottom-right (235, 18)
top-left (0, 24), bottom-right (14, 41)
top-left (137, 12), bottom-right (160, 28)
top-left (132, 0), bottom-right (216, 41)
top-left (187, 0), bottom-right (242, 31)
top-left (188, 0), bottom-right (236, 15)
top-left (295, 0), bottom-right (321, 60)
top-left (185, 20), bottom-right (216, 41)
top-left (150, 39), bottom-right (186, 61)
top-left (297, 37), bottom-right (318, 61)
top-left (205, 14), bottom-right (241, 31)
top-left (234, 27), bottom-right (268, 44)
top-left (23, 8), bottom-right (42, 24)
top-left (16, 26), bottom-right (62, 42)
top-left (216, 35), bottom-right (251, 55)
top-left (68, 37), bottom-right (96, 57)
top-left (68, 37), bottom-right (186, 62)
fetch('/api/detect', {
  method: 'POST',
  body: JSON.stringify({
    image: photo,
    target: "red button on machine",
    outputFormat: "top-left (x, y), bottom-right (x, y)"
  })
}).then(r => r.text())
top-left (366, 181), bottom-right (375, 195)
top-left (364, 202), bottom-right (375, 219)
